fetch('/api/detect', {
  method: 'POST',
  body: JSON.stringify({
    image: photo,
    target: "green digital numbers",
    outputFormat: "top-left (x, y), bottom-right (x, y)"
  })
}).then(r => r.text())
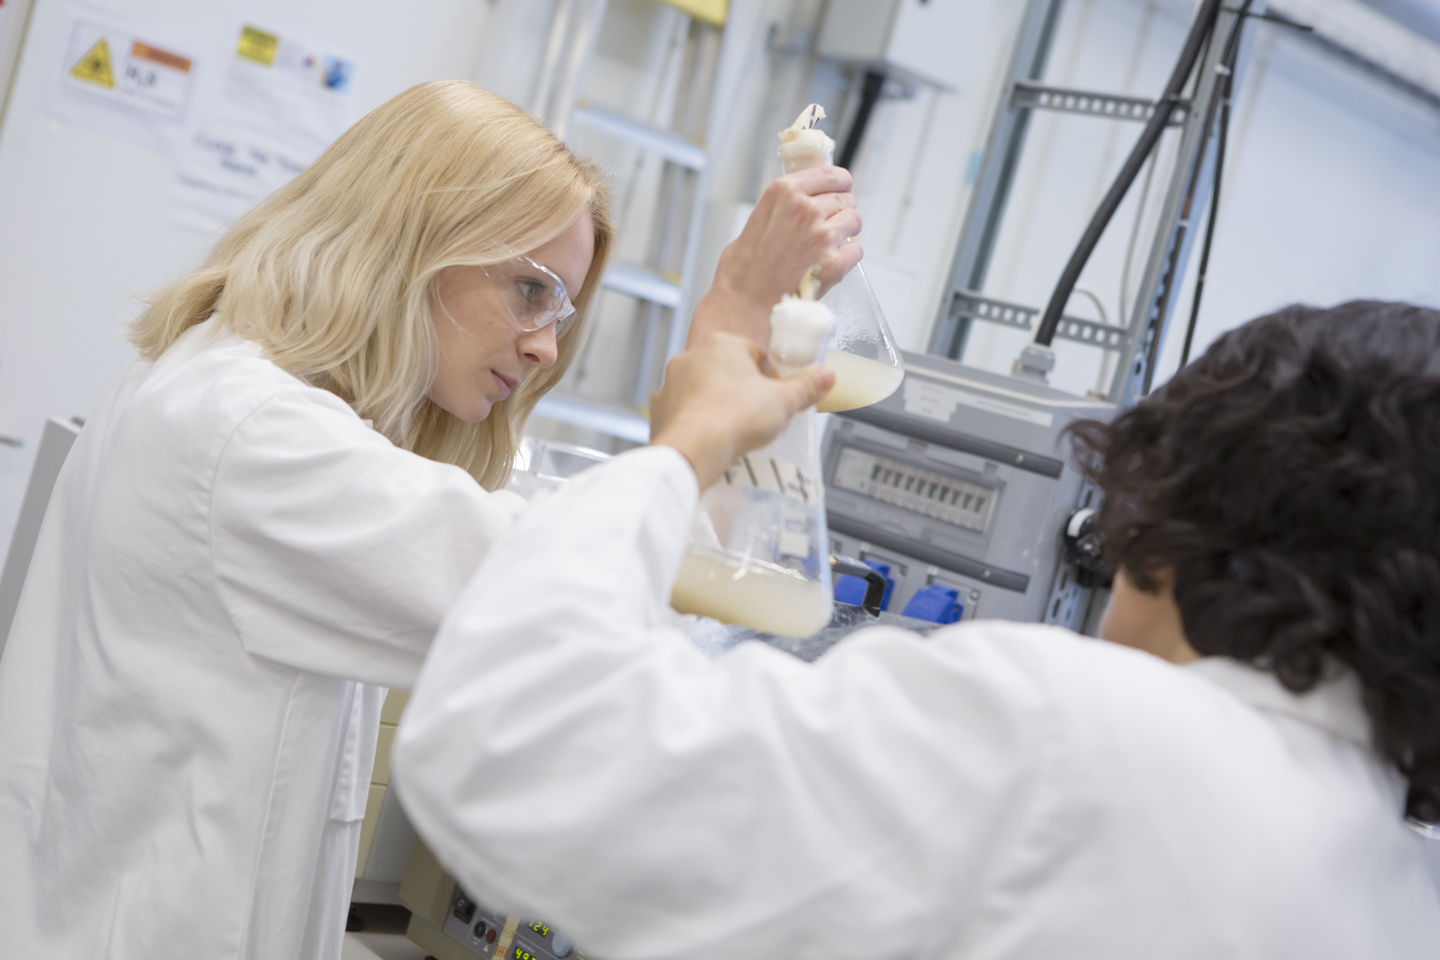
top-left (528, 921), bottom-right (551, 937)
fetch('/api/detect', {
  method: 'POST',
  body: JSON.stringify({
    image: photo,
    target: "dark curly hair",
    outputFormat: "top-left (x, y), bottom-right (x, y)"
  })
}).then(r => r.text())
top-left (1069, 301), bottom-right (1440, 823)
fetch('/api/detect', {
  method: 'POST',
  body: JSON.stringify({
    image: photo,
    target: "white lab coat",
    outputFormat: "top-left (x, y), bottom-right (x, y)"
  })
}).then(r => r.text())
top-left (0, 318), bottom-right (523, 959)
top-left (394, 446), bottom-right (1440, 960)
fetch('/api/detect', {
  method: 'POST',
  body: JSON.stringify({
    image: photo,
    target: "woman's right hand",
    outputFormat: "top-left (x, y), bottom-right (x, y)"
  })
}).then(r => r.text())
top-left (650, 332), bottom-right (834, 490)
top-left (688, 166), bottom-right (863, 347)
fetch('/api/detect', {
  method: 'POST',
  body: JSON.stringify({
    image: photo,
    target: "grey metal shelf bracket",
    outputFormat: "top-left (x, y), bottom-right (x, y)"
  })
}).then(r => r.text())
top-left (1011, 81), bottom-right (1189, 125)
top-left (949, 291), bottom-right (1127, 349)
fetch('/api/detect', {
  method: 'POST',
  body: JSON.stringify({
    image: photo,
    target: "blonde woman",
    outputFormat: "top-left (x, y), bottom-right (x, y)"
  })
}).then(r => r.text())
top-left (0, 81), bottom-right (862, 960)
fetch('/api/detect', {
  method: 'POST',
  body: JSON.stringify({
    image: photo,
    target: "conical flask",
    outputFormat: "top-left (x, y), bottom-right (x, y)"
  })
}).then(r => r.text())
top-left (777, 105), bottom-right (905, 413)
top-left (670, 294), bottom-right (836, 637)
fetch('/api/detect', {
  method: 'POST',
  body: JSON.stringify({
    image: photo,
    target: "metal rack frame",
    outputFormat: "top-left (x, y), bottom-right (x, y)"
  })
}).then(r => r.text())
top-left (928, 0), bottom-right (1261, 405)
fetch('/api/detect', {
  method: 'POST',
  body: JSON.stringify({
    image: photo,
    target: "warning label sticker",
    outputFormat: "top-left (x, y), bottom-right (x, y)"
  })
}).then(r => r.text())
top-left (236, 26), bottom-right (279, 66)
top-left (61, 19), bottom-right (194, 121)
top-left (69, 37), bottom-right (114, 88)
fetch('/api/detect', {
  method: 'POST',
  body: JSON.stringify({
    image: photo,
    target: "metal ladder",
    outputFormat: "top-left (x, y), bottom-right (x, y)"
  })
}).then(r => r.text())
top-left (529, 0), bottom-right (764, 444)
top-left (927, 0), bottom-right (1256, 405)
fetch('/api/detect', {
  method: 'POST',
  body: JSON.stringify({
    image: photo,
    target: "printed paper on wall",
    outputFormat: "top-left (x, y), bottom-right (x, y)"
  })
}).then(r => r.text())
top-left (169, 6), bottom-right (364, 232)
top-left (46, 3), bottom-right (205, 152)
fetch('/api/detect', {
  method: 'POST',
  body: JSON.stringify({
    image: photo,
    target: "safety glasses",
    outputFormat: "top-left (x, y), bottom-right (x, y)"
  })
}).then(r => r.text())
top-left (480, 255), bottom-right (578, 337)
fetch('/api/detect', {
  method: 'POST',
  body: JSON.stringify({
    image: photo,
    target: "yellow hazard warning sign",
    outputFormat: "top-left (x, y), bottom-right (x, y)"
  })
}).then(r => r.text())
top-left (70, 37), bottom-right (114, 89)
top-left (236, 26), bottom-right (278, 66)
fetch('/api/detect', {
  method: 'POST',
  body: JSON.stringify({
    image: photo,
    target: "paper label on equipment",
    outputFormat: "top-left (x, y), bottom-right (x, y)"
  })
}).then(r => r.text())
top-left (903, 380), bottom-right (1054, 427)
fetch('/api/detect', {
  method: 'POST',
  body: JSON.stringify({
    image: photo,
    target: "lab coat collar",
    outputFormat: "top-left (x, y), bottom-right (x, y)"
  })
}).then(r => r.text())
top-left (184, 315), bottom-right (379, 432)
top-left (1183, 657), bottom-right (1371, 749)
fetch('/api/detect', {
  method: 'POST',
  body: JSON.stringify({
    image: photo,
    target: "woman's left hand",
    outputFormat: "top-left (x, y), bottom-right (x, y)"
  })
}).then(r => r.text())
top-left (688, 166), bottom-right (863, 348)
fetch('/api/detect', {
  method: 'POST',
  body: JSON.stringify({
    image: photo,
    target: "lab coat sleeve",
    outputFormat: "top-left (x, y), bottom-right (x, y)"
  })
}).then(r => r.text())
top-left (209, 389), bottom-right (523, 687)
top-left (394, 446), bottom-right (1056, 960)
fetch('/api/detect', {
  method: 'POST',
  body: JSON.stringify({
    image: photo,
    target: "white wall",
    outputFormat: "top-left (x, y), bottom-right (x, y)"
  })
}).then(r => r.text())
top-left (952, 0), bottom-right (1440, 398)
top-left (0, 0), bottom-right (494, 553)
top-left (1151, 1), bottom-right (1440, 384)
top-left (844, 0), bottom-right (1027, 356)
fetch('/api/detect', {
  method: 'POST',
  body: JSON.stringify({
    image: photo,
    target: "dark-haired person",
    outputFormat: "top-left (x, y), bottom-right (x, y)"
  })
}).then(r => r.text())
top-left (394, 303), bottom-right (1440, 959)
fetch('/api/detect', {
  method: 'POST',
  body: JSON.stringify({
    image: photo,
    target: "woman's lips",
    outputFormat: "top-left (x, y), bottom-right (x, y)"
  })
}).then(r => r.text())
top-left (492, 371), bottom-right (515, 400)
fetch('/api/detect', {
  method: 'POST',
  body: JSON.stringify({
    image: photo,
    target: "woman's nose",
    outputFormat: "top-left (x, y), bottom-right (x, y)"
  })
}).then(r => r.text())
top-left (519, 323), bottom-right (560, 369)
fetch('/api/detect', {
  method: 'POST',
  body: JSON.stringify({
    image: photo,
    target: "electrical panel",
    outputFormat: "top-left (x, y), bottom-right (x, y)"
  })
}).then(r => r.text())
top-left (822, 350), bottom-right (1114, 629)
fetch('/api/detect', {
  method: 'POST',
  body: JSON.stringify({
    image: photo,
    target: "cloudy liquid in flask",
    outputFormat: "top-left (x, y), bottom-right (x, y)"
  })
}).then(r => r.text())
top-left (671, 550), bottom-right (832, 638)
top-left (775, 103), bottom-right (905, 414)
top-left (670, 291), bottom-right (836, 637)
top-left (815, 350), bottom-right (907, 413)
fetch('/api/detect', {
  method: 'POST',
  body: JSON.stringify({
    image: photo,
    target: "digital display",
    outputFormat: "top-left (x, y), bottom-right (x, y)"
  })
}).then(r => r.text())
top-left (528, 921), bottom-right (551, 938)
top-left (513, 947), bottom-right (540, 960)
top-left (832, 447), bottom-right (997, 533)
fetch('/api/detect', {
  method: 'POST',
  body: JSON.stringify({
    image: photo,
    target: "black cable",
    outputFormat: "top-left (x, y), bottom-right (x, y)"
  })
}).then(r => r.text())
top-left (837, 70), bottom-right (887, 171)
top-left (1034, 0), bottom-right (1226, 347)
top-left (1153, 0), bottom-right (1254, 384)
top-left (1177, 4), bottom-right (1313, 369)
top-left (1138, 2), bottom-right (1253, 392)
top-left (1228, 7), bottom-right (1314, 33)
top-left (1190, 17), bottom-right (1217, 100)
top-left (1178, 44), bottom-right (1239, 367)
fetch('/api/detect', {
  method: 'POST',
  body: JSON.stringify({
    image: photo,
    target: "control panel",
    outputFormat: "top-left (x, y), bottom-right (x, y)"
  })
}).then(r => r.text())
top-left (831, 446), bottom-right (998, 534)
top-left (823, 350), bottom-right (1115, 629)
top-left (441, 886), bottom-right (580, 960)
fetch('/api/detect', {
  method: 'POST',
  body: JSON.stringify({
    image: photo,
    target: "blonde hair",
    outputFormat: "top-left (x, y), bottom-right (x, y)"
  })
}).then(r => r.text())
top-left (131, 81), bottom-right (614, 490)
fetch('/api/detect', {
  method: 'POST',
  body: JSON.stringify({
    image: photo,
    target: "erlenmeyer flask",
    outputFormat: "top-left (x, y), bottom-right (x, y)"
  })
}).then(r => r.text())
top-left (670, 295), bottom-right (836, 637)
top-left (777, 105), bottom-right (905, 413)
